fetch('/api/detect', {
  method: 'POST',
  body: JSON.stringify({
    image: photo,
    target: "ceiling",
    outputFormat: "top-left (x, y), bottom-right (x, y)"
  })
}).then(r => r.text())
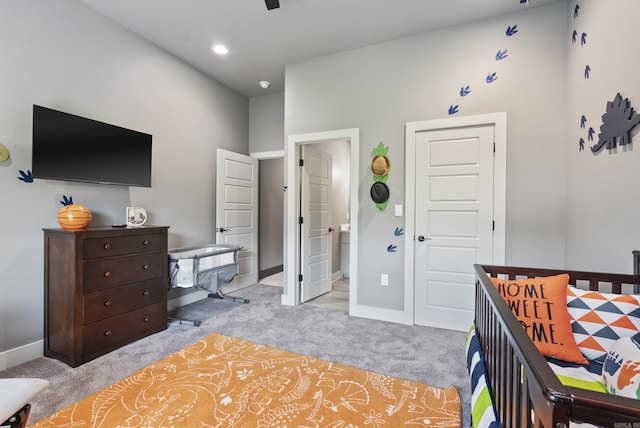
top-left (81, 0), bottom-right (565, 98)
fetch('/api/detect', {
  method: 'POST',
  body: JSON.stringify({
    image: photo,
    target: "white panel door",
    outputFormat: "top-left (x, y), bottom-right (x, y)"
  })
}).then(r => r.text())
top-left (216, 149), bottom-right (259, 289)
top-left (414, 125), bottom-right (494, 331)
top-left (300, 145), bottom-right (333, 302)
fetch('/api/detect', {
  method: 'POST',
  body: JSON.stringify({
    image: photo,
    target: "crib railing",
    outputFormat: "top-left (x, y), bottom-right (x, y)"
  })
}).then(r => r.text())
top-left (475, 264), bottom-right (571, 427)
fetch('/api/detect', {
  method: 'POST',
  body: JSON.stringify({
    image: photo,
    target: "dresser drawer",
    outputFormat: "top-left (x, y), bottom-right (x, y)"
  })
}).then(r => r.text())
top-left (84, 233), bottom-right (164, 259)
top-left (83, 303), bottom-right (165, 359)
top-left (84, 252), bottom-right (163, 293)
top-left (83, 279), bottom-right (164, 324)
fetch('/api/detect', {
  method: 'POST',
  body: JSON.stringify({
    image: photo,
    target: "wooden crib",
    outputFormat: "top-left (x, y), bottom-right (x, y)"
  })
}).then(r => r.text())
top-left (474, 251), bottom-right (640, 427)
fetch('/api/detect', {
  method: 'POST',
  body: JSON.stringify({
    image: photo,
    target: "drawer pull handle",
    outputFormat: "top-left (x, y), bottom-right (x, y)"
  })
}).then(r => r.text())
top-left (143, 290), bottom-right (150, 296)
top-left (104, 300), bottom-right (112, 307)
top-left (143, 240), bottom-right (150, 246)
top-left (104, 243), bottom-right (111, 250)
top-left (143, 317), bottom-right (150, 323)
top-left (104, 330), bottom-right (112, 336)
top-left (104, 271), bottom-right (112, 278)
top-left (143, 264), bottom-right (150, 270)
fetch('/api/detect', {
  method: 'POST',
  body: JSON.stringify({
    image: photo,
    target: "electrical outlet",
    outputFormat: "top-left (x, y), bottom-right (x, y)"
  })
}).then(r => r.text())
top-left (381, 274), bottom-right (389, 286)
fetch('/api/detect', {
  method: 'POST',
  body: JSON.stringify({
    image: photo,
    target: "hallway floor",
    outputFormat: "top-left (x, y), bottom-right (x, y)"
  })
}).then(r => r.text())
top-left (260, 272), bottom-right (349, 312)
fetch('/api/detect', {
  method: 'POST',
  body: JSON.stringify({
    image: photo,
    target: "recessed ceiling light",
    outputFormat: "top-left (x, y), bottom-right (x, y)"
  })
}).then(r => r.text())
top-left (259, 80), bottom-right (271, 89)
top-left (212, 44), bottom-right (228, 55)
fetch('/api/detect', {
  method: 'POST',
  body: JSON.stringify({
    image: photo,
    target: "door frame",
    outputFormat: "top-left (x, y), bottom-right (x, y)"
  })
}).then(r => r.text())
top-left (404, 112), bottom-right (507, 323)
top-left (282, 128), bottom-right (359, 307)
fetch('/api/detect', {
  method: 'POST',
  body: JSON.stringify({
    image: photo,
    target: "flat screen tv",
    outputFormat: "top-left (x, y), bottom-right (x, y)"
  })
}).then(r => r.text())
top-left (32, 105), bottom-right (152, 187)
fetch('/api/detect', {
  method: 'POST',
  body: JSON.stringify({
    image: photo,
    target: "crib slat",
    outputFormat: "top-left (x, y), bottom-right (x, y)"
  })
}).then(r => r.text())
top-left (612, 280), bottom-right (622, 294)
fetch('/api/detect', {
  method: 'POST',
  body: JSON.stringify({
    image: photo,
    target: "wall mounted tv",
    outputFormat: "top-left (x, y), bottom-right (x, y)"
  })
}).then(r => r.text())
top-left (31, 105), bottom-right (152, 187)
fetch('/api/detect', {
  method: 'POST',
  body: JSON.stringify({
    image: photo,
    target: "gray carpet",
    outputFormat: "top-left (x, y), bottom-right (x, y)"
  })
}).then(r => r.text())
top-left (1, 284), bottom-right (471, 426)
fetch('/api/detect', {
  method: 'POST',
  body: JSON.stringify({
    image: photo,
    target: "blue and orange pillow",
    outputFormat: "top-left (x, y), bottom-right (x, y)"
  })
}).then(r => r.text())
top-left (567, 287), bottom-right (640, 363)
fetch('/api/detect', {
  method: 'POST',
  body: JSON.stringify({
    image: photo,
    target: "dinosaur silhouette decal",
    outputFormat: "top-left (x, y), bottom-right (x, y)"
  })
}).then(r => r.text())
top-left (591, 93), bottom-right (640, 153)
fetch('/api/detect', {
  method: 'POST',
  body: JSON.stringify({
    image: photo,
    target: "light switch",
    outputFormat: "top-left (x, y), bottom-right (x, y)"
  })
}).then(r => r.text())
top-left (394, 204), bottom-right (403, 217)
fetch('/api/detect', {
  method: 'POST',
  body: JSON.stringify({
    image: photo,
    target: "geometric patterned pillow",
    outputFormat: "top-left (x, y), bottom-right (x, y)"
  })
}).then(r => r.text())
top-left (567, 287), bottom-right (640, 362)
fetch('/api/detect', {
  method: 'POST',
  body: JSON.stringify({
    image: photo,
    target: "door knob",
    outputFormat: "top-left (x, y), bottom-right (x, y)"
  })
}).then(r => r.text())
top-left (328, 227), bottom-right (335, 232)
top-left (417, 235), bottom-right (432, 242)
top-left (218, 227), bottom-right (228, 232)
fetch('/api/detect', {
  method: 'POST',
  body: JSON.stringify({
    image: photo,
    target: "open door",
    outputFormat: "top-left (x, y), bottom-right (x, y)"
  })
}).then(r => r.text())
top-left (300, 145), bottom-right (333, 302)
top-left (216, 149), bottom-right (259, 289)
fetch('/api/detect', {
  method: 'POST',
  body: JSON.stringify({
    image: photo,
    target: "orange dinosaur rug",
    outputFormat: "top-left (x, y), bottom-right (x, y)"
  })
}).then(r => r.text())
top-left (31, 333), bottom-right (460, 427)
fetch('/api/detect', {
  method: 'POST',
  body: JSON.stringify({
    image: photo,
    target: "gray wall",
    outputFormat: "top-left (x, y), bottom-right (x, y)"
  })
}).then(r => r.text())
top-left (0, 1), bottom-right (248, 358)
top-left (250, 93), bottom-right (286, 276)
top-left (249, 92), bottom-right (285, 153)
top-left (5, 0), bottom-right (640, 365)
top-left (259, 158), bottom-right (284, 273)
top-left (285, 4), bottom-right (569, 310)
top-left (564, 0), bottom-right (640, 273)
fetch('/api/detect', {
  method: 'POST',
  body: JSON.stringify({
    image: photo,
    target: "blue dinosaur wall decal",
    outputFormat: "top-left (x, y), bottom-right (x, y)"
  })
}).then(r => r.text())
top-left (591, 93), bottom-right (640, 153)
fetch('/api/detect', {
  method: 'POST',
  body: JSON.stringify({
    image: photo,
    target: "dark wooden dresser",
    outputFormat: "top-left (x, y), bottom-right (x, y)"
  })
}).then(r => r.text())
top-left (43, 226), bottom-right (169, 367)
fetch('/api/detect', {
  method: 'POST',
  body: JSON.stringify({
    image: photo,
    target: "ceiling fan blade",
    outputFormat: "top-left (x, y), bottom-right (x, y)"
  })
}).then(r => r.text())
top-left (265, 0), bottom-right (280, 10)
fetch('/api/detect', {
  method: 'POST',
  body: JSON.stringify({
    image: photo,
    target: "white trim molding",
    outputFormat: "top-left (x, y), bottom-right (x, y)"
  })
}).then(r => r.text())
top-left (282, 128), bottom-right (359, 309)
top-left (250, 150), bottom-right (285, 159)
top-left (0, 340), bottom-right (43, 371)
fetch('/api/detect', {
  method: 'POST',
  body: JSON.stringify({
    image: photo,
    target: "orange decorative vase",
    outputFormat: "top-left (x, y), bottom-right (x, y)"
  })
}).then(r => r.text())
top-left (57, 204), bottom-right (92, 230)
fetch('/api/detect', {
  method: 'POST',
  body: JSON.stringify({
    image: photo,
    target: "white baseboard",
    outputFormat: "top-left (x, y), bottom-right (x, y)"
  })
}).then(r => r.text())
top-left (0, 340), bottom-right (44, 371)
